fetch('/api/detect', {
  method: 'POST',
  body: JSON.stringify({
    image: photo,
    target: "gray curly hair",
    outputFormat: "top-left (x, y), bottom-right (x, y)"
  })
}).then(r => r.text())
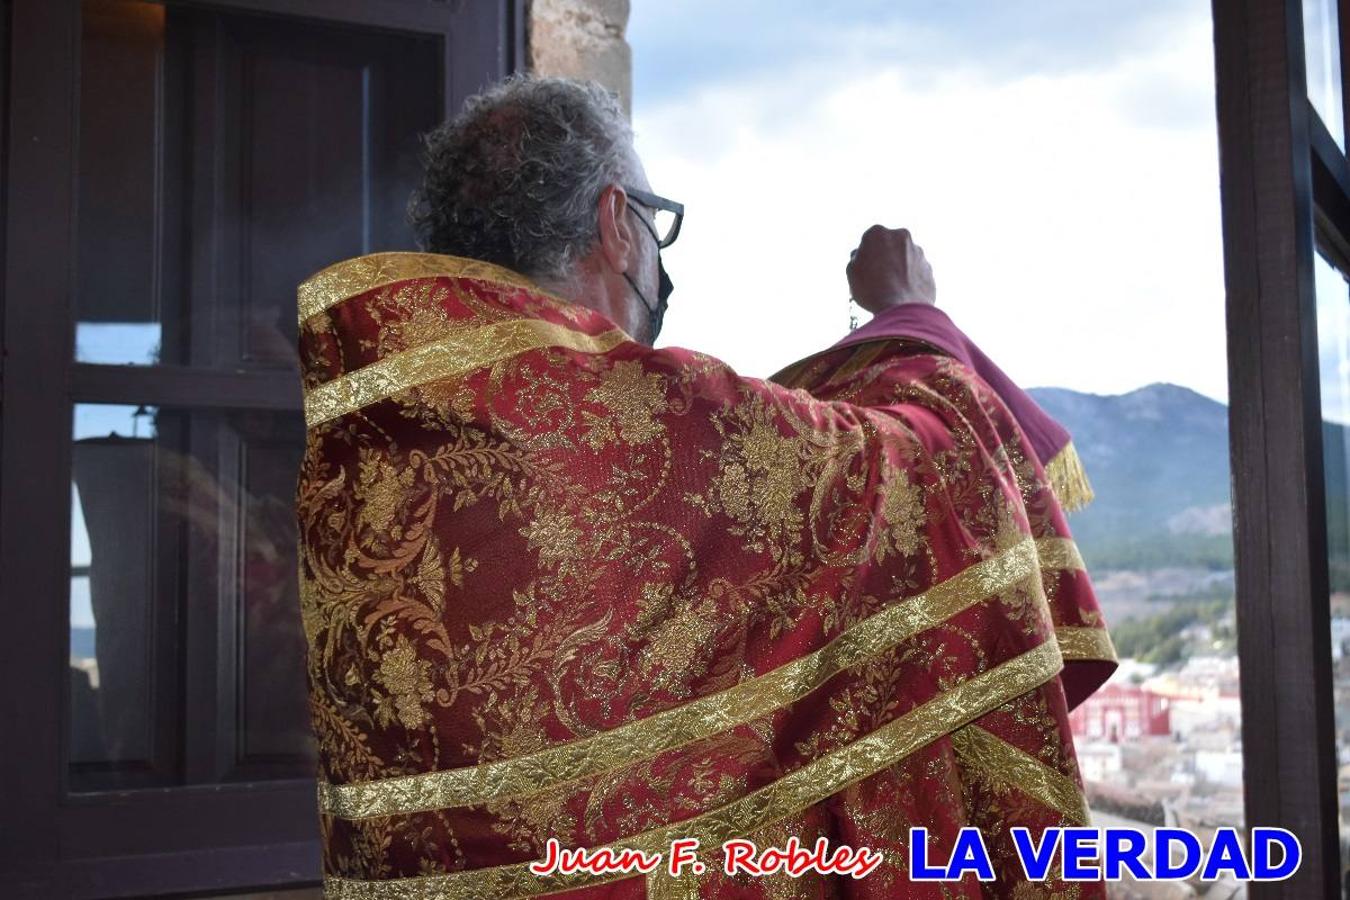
top-left (409, 74), bottom-right (637, 284)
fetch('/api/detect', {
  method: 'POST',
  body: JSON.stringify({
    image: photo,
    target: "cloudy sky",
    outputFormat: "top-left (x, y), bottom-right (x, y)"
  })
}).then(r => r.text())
top-left (626, 0), bottom-right (1229, 402)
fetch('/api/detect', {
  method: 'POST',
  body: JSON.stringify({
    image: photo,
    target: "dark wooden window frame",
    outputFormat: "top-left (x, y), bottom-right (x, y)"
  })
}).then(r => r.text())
top-left (28, 0), bottom-right (1350, 898)
top-left (0, 1), bottom-right (524, 896)
top-left (1213, 0), bottom-right (1350, 896)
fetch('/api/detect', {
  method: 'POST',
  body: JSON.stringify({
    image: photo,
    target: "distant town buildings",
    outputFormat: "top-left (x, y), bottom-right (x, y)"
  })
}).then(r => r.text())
top-left (1073, 655), bottom-right (1244, 819)
top-left (1070, 681), bottom-right (1171, 742)
top-left (1071, 651), bottom-right (1248, 895)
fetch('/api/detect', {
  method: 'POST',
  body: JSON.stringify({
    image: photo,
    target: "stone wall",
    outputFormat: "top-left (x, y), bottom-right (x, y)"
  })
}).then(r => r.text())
top-left (528, 0), bottom-right (632, 117)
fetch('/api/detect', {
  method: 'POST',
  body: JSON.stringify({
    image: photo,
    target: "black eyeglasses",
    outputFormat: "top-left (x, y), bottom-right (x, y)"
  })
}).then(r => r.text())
top-left (623, 185), bottom-right (684, 249)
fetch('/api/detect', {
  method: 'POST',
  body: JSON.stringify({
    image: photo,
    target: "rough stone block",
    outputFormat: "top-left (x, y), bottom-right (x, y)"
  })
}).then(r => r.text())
top-left (528, 0), bottom-right (633, 117)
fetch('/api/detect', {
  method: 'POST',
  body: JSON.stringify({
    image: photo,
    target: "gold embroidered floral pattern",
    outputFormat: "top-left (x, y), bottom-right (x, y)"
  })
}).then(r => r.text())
top-left (375, 637), bottom-right (437, 730)
top-left (295, 256), bottom-right (1114, 898)
top-left (686, 395), bottom-right (822, 562)
top-left (875, 458), bottom-right (926, 562)
top-left (582, 359), bottom-right (669, 446)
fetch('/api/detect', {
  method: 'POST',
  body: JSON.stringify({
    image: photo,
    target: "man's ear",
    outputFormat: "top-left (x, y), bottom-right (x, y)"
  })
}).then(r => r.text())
top-left (595, 184), bottom-right (635, 275)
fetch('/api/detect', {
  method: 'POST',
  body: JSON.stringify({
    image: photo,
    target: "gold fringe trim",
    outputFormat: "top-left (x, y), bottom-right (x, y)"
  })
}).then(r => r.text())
top-left (1044, 441), bottom-right (1095, 513)
top-left (322, 641), bottom-right (1063, 900)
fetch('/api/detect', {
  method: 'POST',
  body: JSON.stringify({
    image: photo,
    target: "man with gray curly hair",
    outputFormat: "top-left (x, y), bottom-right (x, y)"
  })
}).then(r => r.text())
top-left (296, 72), bottom-right (1112, 898)
top-left (410, 74), bottom-right (675, 345)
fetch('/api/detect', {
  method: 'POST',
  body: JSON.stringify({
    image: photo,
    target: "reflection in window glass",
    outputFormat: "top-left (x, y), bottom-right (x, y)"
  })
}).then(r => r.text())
top-left (68, 403), bottom-right (310, 791)
top-left (629, 1), bottom-right (1240, 884)
top-left (66, 0), bottom-right (443, 796)
top-left (74, 0), bottom-right (439, 369)
top-left (1305, 0), bottom-right (1345, 148)
top-left (75, 0), bottom-right (175, 367)
top-left (68, 405), bottom-right (158, 774)
top-left (75, 323), bottom-right (162, 366)
top-left (1314, 248), bottom-right (1350, 883)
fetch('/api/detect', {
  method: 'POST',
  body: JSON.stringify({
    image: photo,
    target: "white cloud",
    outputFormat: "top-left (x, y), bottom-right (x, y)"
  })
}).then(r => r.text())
top-left (632, 4), bottom-right (1229, 402)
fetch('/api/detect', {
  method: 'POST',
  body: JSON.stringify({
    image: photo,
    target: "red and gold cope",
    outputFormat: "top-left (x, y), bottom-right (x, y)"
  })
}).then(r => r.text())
top-left (295, 253), bottom-right (1116, 899)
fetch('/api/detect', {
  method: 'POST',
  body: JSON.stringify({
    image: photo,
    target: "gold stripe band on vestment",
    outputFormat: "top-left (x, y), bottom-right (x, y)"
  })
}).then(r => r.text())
top-left (297, 252), bottom-right (554, 324)
top-left (1034, 536), bottom-right (1084, 573)
top-left (1055, 625), bottom-right (1118, 663)
top-left (303, 319), bottom-right (629, 427)
top-left (320, 538), bottom-right (1044, 819)
top-left (1034, 536), bottom-right (1114, 663)
top-left (322, 640), bottom-right (1064, 900)
top-left (951, 724), bottom-right (1090, 826)
top-left (766, 336), bottom-right (947, 390)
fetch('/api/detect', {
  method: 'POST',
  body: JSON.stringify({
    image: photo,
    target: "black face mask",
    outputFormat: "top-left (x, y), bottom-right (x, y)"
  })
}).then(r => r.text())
top-left (623, 256), bottom-right (673, 344)
top-left (622, 208), bottom-right (675, 344)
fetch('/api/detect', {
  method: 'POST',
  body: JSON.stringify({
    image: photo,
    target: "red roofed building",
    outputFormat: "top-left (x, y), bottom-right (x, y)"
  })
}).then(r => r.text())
top-left (1069, 682), bottom-right (1171, 742)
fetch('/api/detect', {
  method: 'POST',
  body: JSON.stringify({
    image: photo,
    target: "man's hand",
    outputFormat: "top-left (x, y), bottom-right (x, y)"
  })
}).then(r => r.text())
top-left (846, 225), bottom-right (936, 314)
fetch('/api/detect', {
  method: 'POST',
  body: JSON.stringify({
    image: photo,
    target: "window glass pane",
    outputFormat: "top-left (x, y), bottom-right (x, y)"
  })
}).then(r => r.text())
top-left (1305, 0), bottom-right (1345, 148)
top-left (74, 0), bottom-right (440, 368)
top-left (67, 0), bottom-right (446, 795)
top-left (1314, 246), bottom-right (1350, 883)
top-left (75, 1), bottom-right (169, 365)
top-left (68, 403), bottom-right (310, 791)
top-left (69, 405), bottom-right (161, 785)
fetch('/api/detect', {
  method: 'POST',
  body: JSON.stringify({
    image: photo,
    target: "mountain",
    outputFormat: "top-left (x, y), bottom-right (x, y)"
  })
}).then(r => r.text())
top-left (1027, 383), bottom-right (1234, 572)
top-left (1027, 381), bottom-right (1350, 581)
